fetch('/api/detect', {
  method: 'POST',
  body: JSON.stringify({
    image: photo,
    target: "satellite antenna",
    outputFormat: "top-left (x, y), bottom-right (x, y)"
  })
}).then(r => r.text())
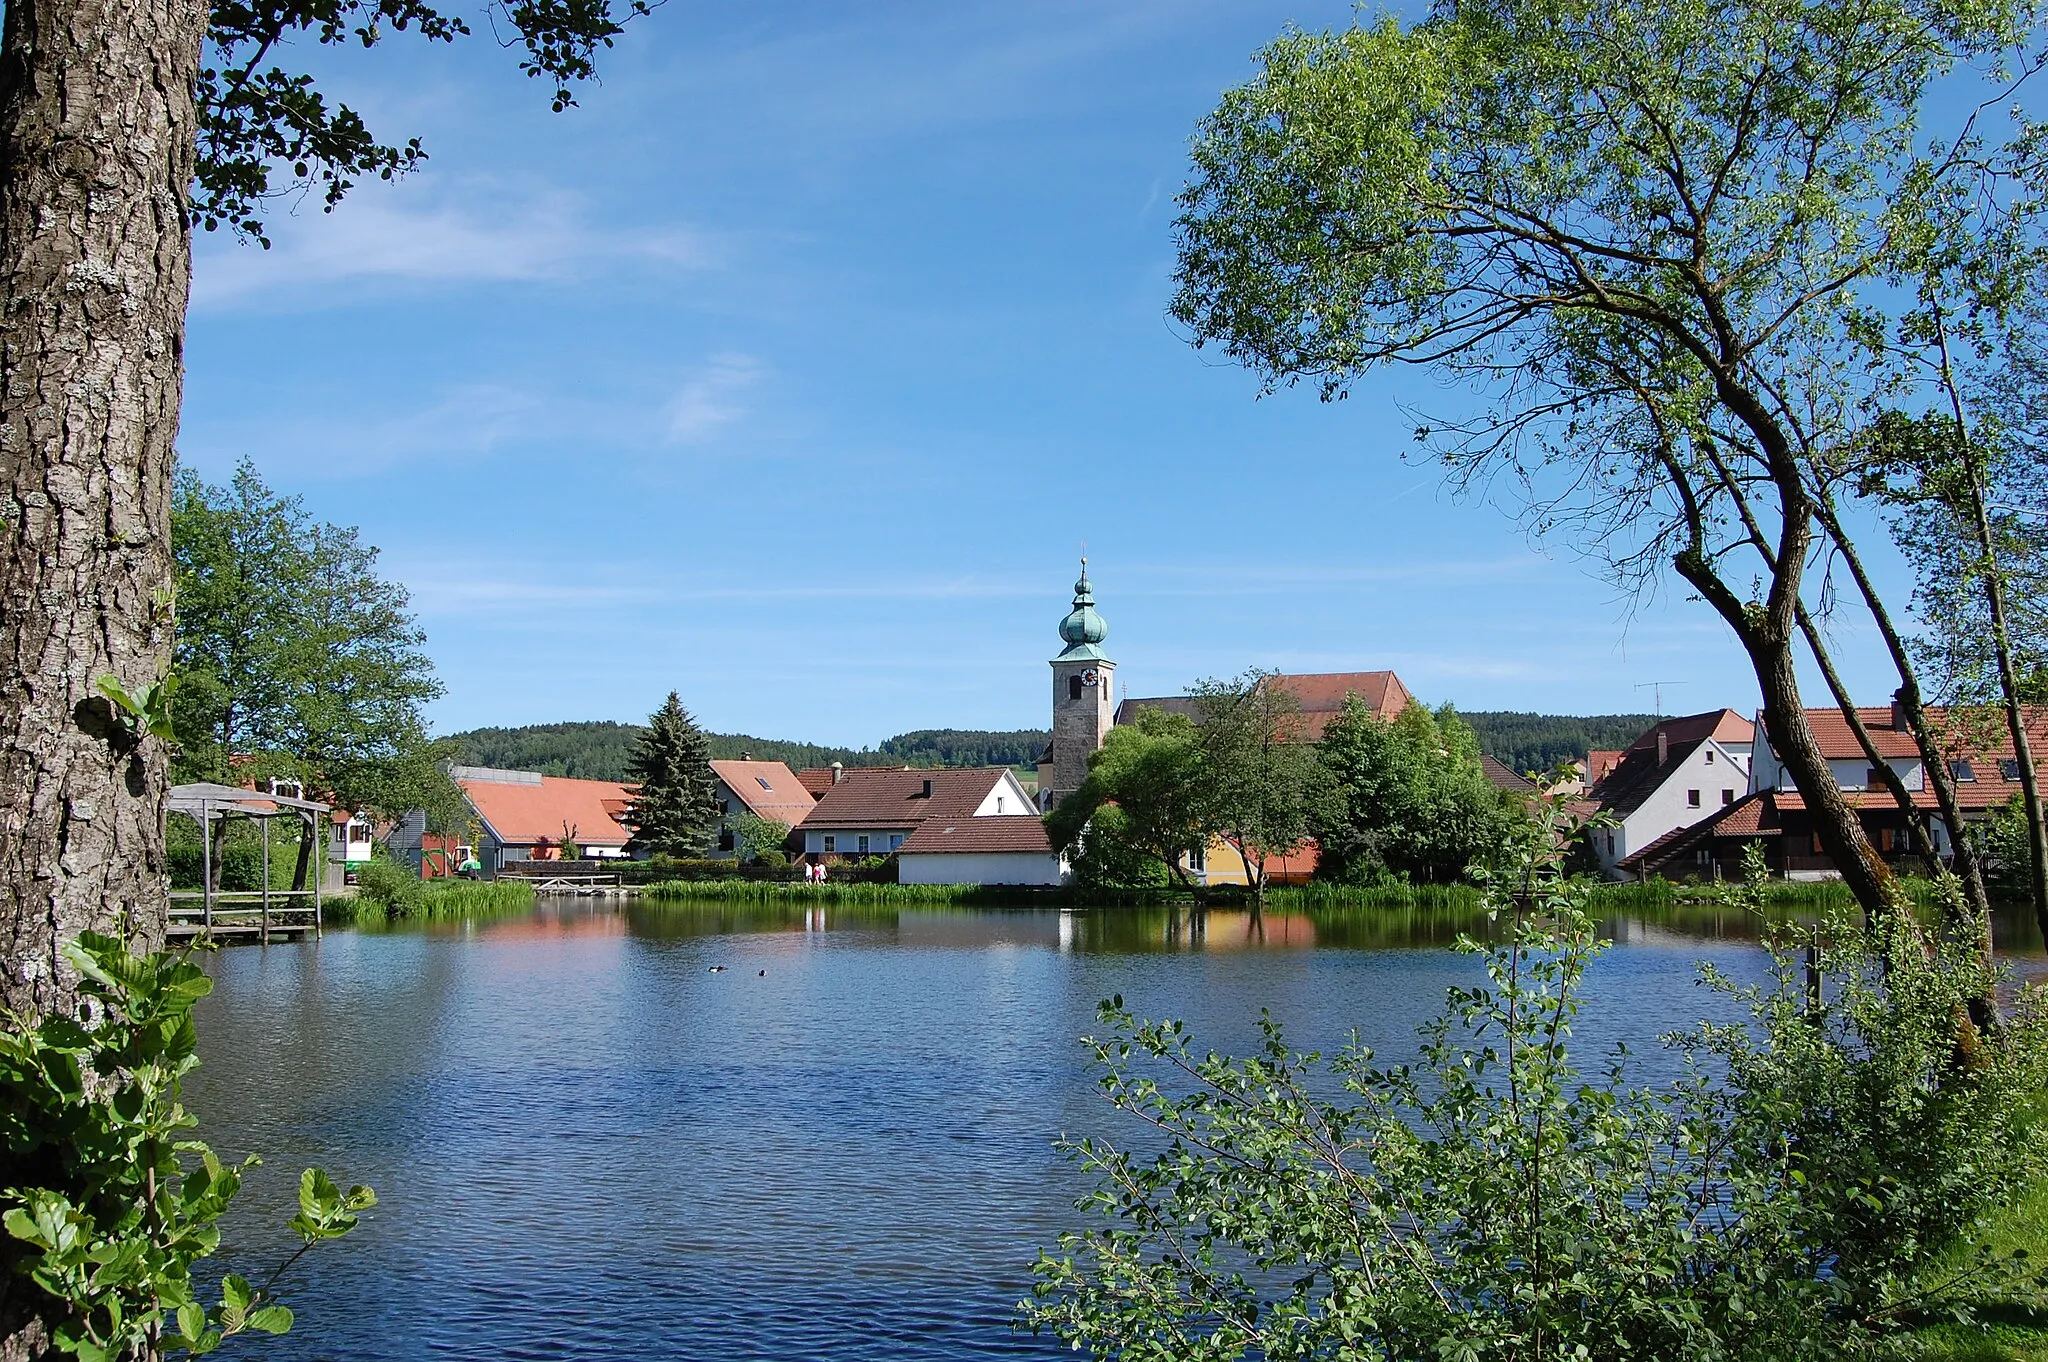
top-left (1634, 680), bottom-right (1686, 716)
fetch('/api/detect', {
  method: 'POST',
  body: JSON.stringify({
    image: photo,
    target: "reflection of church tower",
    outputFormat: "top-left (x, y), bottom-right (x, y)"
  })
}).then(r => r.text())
top-left (1041, 560), bottom-right (1115, 810)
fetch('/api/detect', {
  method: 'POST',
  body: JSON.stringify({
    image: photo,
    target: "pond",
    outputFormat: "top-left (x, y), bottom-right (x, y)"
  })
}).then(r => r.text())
top-left (185, 898), bottom-right (2048, 1361)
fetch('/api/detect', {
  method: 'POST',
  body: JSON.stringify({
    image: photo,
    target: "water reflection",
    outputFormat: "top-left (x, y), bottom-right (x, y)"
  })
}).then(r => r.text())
top-left (182, 895), bottom-right (2044, 1362)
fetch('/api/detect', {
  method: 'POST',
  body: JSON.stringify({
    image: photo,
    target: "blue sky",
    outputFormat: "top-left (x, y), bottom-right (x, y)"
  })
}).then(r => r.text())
top-left (178, 0), bottom-right (1916, 745)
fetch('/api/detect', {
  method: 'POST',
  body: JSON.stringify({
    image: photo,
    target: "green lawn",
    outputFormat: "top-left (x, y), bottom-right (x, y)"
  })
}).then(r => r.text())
top-left (1912, 1178), bottom-right (2048, 1360)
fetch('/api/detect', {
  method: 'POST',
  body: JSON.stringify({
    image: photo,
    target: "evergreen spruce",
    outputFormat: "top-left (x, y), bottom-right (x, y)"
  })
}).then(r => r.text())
top-left (624, 693), bottom-right (717, 856)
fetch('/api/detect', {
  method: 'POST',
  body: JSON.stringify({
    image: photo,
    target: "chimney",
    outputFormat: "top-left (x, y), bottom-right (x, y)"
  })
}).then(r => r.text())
top-left (1656, 729), bottom-right (1669, 766)
top-left (919, 778), bottom-right (934, 798)
top-left (831, 762), bottom-right (845, 785)
top-left (1892, 691), bottom-right (1908, 731)
top-left (741, 750), bottom-right (752, 761)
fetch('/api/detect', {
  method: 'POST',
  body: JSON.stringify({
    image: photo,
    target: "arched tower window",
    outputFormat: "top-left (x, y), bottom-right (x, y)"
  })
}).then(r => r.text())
top-left (1069, 675), bottom-right (1083, 700)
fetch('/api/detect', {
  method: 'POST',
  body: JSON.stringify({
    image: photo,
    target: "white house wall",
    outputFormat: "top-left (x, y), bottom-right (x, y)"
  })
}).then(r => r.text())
top-left (804, 828), bottom-right (912, 855)
top-left (898, 851), bottom-right (1065, 886)
top-left (1597, 739), bottom-right (1755, 877)
top-left (972, 771), bottom-right (1036, 818)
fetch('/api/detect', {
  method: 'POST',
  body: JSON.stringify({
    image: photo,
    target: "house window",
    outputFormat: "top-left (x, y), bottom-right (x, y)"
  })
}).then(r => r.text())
top-left (890, 833), bottom-right (903, 850)
top-left (996, 796), bottom-right (1005, 813)
top-left (1687, 789), bottom-right (1701, 808)
top-left (1723, 789), bottom-right (1735, 805)
top-left (1069, 675), bottom-right (1083, 700)
top-left (1951, 759), bottom-right (1977, 782)
top-left (823, 835), bottom-right (836, 853)
top-left (2001, 758), bottom-right (2024, 780)
top-left (1878, 827), bottom-right (1895, 853)
top-left (349, 821), bottom-right (372, 843)
top-left (1866, 766), bottom-right (1885, 790)
top-left (1187, 844), bottom-right (1206, 872)
top-left (756, 776), bottom-right (773, 790)
top-left (718, 829), bottom-right (735, 851)
top-left (1605, 831), bottom-right (1615, 855)
top-left (1705, 749), bottom-right (1715, 764)
top-left (858, 834), bottom-right (870, 854)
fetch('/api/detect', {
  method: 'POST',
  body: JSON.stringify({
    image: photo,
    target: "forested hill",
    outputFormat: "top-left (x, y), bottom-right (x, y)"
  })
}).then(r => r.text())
top-left (1458, 712), bottom-right (1661, 775)
top-left (446, 722), bottom-right (1052, 783)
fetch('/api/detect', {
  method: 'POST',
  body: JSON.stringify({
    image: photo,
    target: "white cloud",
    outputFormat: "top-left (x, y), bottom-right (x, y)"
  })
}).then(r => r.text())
top-left (666, 354), bottom-right (766, 444)
top-left (191, 183), bottom-right (711, 309)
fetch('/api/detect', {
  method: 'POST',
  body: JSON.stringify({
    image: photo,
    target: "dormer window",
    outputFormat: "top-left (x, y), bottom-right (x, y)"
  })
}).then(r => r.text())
top-left (2001, 758), bottom-right (2024, 780)
top-left (1951, 759), bottom-right (1977, 783)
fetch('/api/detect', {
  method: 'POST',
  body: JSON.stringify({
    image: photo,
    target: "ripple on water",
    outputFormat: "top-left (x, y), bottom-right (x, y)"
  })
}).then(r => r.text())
top-left (187, 903), bottom-right (1789, 1359)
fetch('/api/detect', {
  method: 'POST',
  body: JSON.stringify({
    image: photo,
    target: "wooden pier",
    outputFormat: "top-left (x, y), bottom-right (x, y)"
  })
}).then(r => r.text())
top-left (500, 871), bottom-right (634, 897)
top-left (168, 889), bottom-right (321, 944)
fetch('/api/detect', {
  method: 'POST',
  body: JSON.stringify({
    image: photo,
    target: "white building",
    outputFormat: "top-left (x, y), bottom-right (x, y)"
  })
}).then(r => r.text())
top-left (796, 766), bottom-right (1063, 885)
top-left (1586, 709), bottom-right (1757, 878)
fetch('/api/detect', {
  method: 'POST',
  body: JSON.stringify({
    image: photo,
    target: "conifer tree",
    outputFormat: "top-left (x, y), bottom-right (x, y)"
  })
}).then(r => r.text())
top-left (624, 693), bottom-right (717, 857)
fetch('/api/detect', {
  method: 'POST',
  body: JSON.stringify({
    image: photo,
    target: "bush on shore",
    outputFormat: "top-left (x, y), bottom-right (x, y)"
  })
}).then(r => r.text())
top-left (1024, 812), bottom-right (2048, 1360)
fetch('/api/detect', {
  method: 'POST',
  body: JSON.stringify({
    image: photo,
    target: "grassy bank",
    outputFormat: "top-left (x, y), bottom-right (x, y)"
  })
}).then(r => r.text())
top-left (638, 879), bottom-right (1049, 905)
top-left (1912, 1175), bottom-right (2048, 1360)
top-left (327, 875), bottom-right (536, 925)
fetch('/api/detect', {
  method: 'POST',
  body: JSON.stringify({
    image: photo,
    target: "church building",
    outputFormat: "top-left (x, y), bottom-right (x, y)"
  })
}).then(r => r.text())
top-left (1037, 561), bottom-right (1114, 811)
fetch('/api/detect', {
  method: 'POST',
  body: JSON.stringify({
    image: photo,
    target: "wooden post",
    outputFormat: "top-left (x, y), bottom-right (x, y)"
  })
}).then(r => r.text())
top-left (311, 810), bottom-right (322, 937)
top-left (200, 799), bottom-right (212, 933)
top-left (261, 814), bottom-right (271, 944)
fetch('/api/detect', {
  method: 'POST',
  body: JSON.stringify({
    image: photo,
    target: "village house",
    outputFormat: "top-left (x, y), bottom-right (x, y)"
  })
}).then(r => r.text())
top-left (450, 764), bottom-right (635, 874)
top-left (1621, 703), bottom-right (2048, 880)
top-left (708, 758), bottom-right (815, 857)
top-left (1584, 710), bottom-right (1757, 878)
top-left (1113, 669), bottom-right (1419, 888)
top-left (796, 766), bottom-right (1060, 885)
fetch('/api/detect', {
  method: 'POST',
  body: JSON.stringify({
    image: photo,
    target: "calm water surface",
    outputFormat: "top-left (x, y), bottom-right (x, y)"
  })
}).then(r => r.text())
top-left (184, 899), bottom-right (2048, 1361)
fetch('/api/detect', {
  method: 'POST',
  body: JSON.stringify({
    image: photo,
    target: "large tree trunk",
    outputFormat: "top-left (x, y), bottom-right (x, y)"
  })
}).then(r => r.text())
top-left (0, 0), bottom-right (202, 1017)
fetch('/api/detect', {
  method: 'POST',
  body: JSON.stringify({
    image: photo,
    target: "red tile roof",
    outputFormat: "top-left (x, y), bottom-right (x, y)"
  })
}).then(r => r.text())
top-left (1118, 670), bottom-right (1414, 741)
top-left (1770, 705), bottom-right (2048, 807)
top-left (1480, 754), bottom-right (1537, 792)
top-left (709, 760), bottom-right (817, 824)
top-left (797, 767), bottom-right (840, 797)
top-left (1585, 750), bottom-right (1623, 785)
top-left (799, 767), bottom-right (1013, 830)
top-left (898, 816), bottom-right (1053, 855)
top-left (459, 773), bottom-right (634, 847)
top-left (1589, 711), bottom-right (1757, 819)
top-left (1617, 792), bottom-right (1780, 870)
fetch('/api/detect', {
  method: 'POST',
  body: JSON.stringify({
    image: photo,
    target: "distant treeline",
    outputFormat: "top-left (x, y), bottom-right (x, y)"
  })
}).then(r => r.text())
top-left (448, 721), bottom-right (1051, 782)
top-left (1458, 712), bottom-right (1661, 775)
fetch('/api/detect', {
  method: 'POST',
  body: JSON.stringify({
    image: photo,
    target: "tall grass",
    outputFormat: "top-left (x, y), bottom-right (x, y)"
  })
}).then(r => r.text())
top-left (638, 879), bottom-right (1045, 906)
top-left (331, 870), bottom-right (536, 925)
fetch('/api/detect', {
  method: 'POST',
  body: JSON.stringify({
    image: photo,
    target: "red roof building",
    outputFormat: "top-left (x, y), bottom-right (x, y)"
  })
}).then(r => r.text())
top-left (1115, 670), bottom-right (1414, 741)
top-left (796, 766), bottom-right (1061, 885)
top-left (452, 765), bottom-right (635, 873)
top-left (708, 759), bottom-right (815, 857)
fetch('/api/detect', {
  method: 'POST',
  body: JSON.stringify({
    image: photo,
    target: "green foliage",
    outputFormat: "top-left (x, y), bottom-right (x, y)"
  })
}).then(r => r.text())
top-left (450, 720), bottom-right (1053, 783)
top-left (1189, 672), bottom-right (1338, 900)
top-left (164, 821), bottom-right (305, 893)
top-left (1315, 697), bottom-right (1518, 884)
top-left (171, 459), bottom-right (458, 822)
top-left (349, 858), bottom-right (535, 921)
top-left (1049, 707), bottom-right (1211, 890)
top-left (623, 693), bottom-right (717, 858)
top-left (1025, 797), bottom-right (2048, 1360)
top-left (727, 812), bottom-right (791, 865)
top-left (194, 0), bottom-right (656, 242)
top-left (95, 673), bottom-right (179, 747)
top-left (0, 934), bottom-right (372, 1360)
top-left (1458, 711), bottom-right (1662, 775)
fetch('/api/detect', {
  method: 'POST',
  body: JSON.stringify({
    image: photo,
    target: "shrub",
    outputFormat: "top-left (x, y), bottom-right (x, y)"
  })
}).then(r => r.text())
top-left (0, 935), bottom-right (372, 1358)
top-left (353, 857), bottom-right (425, 916)
top-left (1023, 797), bottom-right (2047, 1361)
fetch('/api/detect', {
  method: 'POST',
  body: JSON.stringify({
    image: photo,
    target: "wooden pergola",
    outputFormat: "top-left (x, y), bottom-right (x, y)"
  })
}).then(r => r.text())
top-left (166, 781), bottom-right (328, 943)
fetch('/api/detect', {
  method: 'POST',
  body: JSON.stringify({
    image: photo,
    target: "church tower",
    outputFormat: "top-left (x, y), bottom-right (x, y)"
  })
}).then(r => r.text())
top-left (1041, 560), bottom-right (1114, 810)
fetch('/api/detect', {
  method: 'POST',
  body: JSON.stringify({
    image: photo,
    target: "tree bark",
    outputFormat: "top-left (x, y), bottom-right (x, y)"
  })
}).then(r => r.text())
top-left (0, 0), bottom-right (203, 1022)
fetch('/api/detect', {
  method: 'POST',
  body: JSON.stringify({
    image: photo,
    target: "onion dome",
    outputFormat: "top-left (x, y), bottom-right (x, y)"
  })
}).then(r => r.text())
top-left (1054, 560), bottom-right (1110, 661)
